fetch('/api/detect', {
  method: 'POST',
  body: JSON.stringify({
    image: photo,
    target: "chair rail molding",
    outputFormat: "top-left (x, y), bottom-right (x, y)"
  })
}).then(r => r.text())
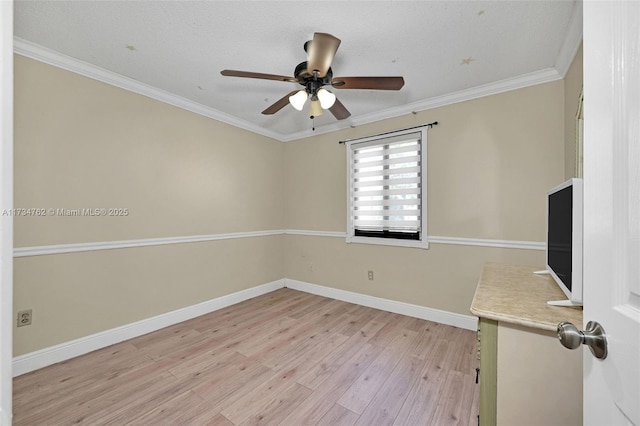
top-left (14, 229), bottom-right (544, 257)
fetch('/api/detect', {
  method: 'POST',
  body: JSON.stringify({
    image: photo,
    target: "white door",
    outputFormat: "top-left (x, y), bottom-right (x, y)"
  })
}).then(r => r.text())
top-left (0, 1), bottom-right (13, 425)
top-left (583, 1), bottom-right (640, 425)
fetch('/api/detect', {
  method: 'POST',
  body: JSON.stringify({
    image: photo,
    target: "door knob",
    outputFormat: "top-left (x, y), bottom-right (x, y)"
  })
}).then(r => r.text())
top-left (556, 321), bottom-right (608, 360)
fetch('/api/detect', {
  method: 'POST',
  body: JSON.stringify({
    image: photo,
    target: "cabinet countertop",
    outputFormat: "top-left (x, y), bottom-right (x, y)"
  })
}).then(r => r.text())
top-left (470, 262), bottom-right (583, 332)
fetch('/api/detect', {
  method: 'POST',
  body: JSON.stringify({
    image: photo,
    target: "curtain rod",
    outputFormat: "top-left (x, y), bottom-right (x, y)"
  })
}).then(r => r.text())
top-left (338, 121), bottom-right (438, 144)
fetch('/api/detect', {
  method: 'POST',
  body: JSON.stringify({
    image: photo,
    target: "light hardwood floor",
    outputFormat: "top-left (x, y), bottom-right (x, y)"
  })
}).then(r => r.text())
top-left (13, 288), bottom-right (479, 425)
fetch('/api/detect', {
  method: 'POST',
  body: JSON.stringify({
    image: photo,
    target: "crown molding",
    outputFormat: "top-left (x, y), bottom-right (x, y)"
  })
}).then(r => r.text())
top-left (554, 1), bottom-right (583, 78)
top-left (15, 36), bottom-right (569, 144)
top-left (281, 67), bottom-right (563, 142)
top-left (13, 37), bottom-right (286, 142)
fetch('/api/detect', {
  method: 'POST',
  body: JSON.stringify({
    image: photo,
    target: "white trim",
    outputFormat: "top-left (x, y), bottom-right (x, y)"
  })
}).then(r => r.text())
top-left (285, 279), bottom-right (478, 331)
top-left (345, 126), bottom-right (429, 250)
top-left (14, 229), bottom-right (544, 257)
top-left (13, 276), bottom-right (481, 376)
top-left (554, 0), bottom-right (583, 78)
top-left (347, 236), bottom-right (428, 249)
top-left (12, 279), bottom-right (286, 376)
top-left (14, 229), bottom-right (284, 257)
top-left (13, 37), bottom-right (284, 142)
top-left (427, 235), bottom-right (545, 251)
top-left (284, 229), bottom-right (346, 238)
top-left (14, 37), bottom-right (567, 144)
top-left (0, 1), bottom-right (13, 423)
top-left (286, 229), bottom-right (544, 251)
top-left (282, 68), bottom-right (562, 142)
top-left (0, 410), bottom-right (9, 426)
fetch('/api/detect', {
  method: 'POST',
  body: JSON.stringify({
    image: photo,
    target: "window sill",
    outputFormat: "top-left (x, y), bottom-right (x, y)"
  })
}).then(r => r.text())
top-left (346, 235), bottom-right (429, 249)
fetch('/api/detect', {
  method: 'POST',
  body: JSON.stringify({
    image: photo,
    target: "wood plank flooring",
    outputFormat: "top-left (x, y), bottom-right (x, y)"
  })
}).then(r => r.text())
top-left (13, 288), bottom-right (479, 425)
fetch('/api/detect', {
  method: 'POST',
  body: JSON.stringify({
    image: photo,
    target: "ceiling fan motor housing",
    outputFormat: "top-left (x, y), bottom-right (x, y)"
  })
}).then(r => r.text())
top-left (294, 61), bottom-right (333, 97)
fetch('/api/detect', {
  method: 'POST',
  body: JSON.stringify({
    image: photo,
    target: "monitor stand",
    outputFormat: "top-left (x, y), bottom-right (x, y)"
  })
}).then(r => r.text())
top-left (547, 300), bottom-right (583, 307)
top-left (533, 270), bottom-right (550, 275)
top-left (533, 270), bottom-right (583, 306)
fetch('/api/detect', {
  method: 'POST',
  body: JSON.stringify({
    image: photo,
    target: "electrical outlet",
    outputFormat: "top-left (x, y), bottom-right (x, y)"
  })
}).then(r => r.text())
top-left (17, 309), bottom-right (32, 327)
top-left (368, 270), bottom-right (374, 280)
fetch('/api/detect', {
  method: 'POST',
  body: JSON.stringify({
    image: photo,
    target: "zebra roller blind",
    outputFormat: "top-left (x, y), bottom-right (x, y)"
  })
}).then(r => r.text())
top-left (347, 127), bottom-right (426, 246)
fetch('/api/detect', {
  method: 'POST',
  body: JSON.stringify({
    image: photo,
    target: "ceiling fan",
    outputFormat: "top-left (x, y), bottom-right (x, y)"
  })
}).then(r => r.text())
top-left (220, 32), bottom-right (405, 121)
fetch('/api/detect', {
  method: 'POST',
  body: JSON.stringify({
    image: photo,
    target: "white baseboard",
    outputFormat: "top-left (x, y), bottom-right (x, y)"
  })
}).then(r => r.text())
top-left (12, 279), bottom-right (285, 376)
top-left (13, 277), bottom-right (478, 376)
top-left (284, 279), bottom-right (478, 331)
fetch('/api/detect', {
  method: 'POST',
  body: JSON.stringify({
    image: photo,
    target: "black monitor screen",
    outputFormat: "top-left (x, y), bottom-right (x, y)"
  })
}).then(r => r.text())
top-left (547, 185), bottom-right (573, 291)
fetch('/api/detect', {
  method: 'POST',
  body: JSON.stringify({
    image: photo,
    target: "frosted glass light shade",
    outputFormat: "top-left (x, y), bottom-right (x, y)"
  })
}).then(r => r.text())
top-left (317, 88), bottom-right (336, 109)
top-left (289, 90), bottom-right (308, 111)
top-left (309, 100), bottom-right (324, 117)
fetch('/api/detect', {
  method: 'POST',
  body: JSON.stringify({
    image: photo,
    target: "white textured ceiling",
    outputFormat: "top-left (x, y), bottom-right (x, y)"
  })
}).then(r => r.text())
top-left (14, 1), bottom-right (581, 141)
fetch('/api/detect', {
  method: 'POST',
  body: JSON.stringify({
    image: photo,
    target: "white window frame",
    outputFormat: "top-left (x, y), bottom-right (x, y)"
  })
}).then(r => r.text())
top-left (345, 126), bottom-right (428, 249)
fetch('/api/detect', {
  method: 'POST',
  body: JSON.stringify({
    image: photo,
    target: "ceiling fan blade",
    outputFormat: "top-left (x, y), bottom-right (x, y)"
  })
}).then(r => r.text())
top-left (221, 69), bottom-right (296, 83)
top-left (262, 91), bottom-right (299, 115)
top-left (332, 76), bottom-right (405, 90)
top-left (329, 98), bottom-right (351, 120)
top-left (306, 33), bottom-right (341, 78)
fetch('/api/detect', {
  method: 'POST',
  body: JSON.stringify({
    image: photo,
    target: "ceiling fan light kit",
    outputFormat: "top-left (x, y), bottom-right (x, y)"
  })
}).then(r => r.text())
top-left (221, 32), bottom-right (405, 124)
top-left (309, 100), bottom-right (324, 118)
top-left (289, 90), bottom-right (308, 111)
top-left (317, 88), bottom-right (336, 109)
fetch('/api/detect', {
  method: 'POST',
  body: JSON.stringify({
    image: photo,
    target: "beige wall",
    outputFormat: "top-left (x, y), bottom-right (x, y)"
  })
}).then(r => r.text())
top-left (13, 56), bottom-right (284, 355)
top-left (564, 43), bottom-right (584, 179)
top-left (285, 236), bottom-right (546, 315)
top-left (13, 52), bottom-right (576, 356)
top-left (283, 81), bottom-right (565, 315)
top-left (14, 57), bottom-right (284, 246)
top-left (14, 237), bottom-right (283, 354)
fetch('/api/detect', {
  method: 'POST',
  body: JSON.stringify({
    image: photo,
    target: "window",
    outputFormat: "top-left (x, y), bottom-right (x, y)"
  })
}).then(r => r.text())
top-left (346, 126), bottom-right (427, 248)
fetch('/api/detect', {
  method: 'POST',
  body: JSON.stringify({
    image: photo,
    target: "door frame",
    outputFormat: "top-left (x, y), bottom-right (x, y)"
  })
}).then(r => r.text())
top-left (0, 0), bottom-right (13, 424)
